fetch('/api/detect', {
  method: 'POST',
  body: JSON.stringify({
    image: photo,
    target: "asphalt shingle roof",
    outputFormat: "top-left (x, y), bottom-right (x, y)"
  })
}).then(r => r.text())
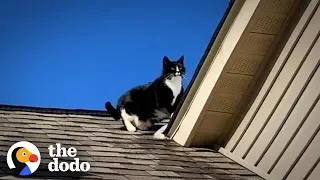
top-left (0, 106), bottom-right (263, 180)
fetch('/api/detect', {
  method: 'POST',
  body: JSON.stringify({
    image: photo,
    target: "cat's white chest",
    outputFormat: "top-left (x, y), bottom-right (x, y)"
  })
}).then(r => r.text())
top-left (165, 76), bottom-right (182, 106)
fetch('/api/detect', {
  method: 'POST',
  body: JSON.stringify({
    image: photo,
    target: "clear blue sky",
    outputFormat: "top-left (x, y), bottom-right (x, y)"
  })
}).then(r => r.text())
top-left (0, 0), bottom-right (229, 110)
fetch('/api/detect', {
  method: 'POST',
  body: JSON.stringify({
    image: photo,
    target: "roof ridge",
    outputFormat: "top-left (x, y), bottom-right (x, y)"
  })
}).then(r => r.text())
top-left (0, 104), bottom-right (110, 117)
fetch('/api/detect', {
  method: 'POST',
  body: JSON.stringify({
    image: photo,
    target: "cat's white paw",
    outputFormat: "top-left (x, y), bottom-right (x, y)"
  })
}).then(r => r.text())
top-left (153, 132), bottom-right (167, 139)
top-left (153, 123), bottom-right (168, 139)
top-left (127, 126), bottom-right (136, 132)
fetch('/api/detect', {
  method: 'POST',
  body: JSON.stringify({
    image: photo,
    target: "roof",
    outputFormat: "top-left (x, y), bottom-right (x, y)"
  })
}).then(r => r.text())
top-left (0, 105), bottom-right (263, 180)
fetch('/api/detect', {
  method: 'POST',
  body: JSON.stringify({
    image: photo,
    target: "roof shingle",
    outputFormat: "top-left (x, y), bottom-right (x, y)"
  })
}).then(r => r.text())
top-left (0, 106), bottom-right (262, 180)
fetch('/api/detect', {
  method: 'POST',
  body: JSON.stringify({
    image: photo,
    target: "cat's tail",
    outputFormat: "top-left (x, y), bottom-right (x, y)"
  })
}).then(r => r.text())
top-left (105, 102), bottom-right (121, 120)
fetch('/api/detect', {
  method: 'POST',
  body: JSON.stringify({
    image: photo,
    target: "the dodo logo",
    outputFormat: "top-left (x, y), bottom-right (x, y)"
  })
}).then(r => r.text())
top-left (7, 141), bottom-right (41, 176)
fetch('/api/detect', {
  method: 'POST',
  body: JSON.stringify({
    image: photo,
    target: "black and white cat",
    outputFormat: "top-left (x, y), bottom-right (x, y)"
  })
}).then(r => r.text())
top-left (105, 56), bottom-right (185, 136)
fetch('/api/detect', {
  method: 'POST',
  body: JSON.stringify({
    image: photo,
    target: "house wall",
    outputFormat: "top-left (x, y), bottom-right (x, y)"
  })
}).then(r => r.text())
top-left (218, 0), bottom-right (320, 179)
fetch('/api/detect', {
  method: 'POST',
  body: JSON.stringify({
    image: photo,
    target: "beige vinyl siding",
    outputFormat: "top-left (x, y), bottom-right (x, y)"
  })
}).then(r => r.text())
top-left (219, 0), bottom-right (320, 179)
top-left (307, 161), bottom-right (320, 180)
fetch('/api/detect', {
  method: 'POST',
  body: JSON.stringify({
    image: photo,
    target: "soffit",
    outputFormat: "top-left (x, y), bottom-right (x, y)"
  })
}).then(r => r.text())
top-left (197, 0), bottom-right (301, 145)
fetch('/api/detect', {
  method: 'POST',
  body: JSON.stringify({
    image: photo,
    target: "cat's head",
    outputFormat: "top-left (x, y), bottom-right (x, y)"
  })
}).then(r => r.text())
top-left (162, 56), bottom-right (186, 79)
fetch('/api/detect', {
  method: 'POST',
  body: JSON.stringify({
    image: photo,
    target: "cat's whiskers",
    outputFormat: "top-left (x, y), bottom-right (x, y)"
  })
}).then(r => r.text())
top-left (181, 74), bottom-right (187, 79)
top-left (166, 72), bottom-right (188, 80)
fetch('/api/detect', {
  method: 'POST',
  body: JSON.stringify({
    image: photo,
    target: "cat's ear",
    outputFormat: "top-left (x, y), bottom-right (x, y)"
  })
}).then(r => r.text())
top-left (163, 56), bottom-right (170, 67)
top-left (178, 55), bottom-right (184, 64)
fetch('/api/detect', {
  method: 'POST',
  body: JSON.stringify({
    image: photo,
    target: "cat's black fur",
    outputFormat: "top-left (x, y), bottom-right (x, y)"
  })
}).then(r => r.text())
top-left (105, 56), bottom-right (185, 130)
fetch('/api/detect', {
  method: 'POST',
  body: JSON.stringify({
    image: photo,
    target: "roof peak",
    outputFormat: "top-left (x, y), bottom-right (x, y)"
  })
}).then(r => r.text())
top-left (0, 104), bottom-right (109, 117)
